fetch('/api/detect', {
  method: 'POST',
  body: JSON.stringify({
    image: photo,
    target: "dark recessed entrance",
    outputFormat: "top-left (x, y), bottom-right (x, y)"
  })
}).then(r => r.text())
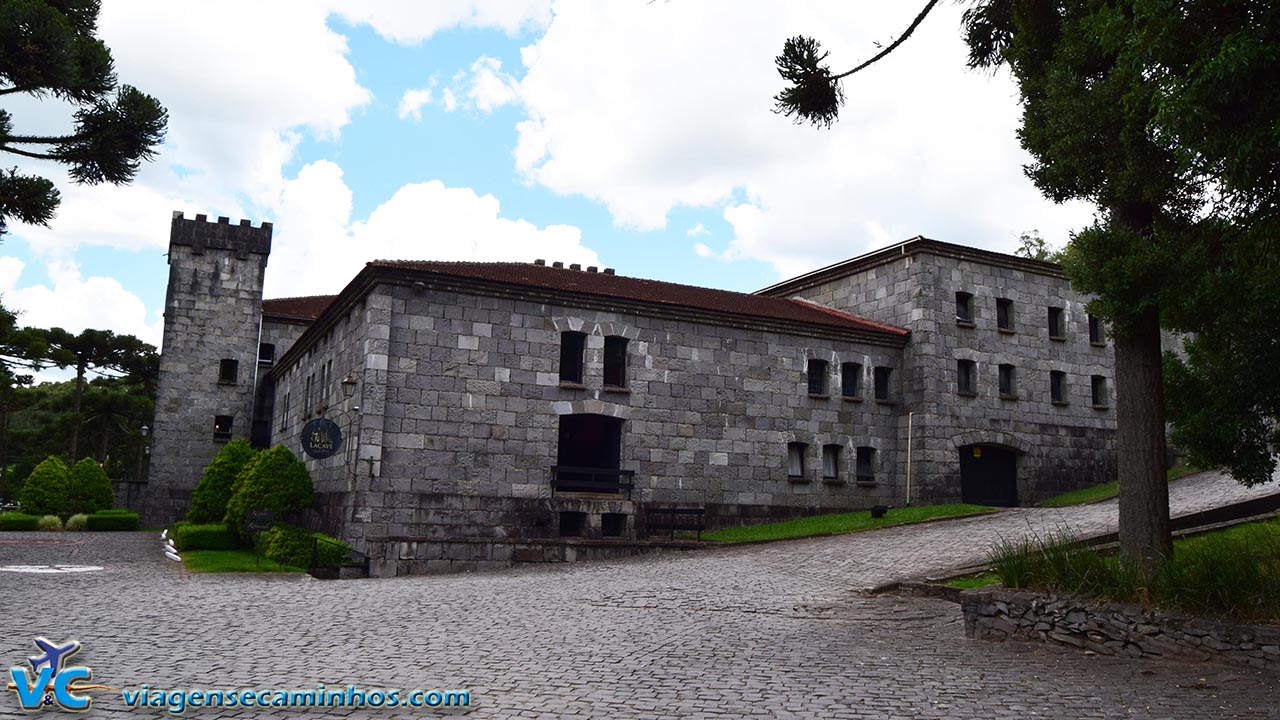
top-left (559, 511), bottom-right (587, 537)
top-left (555, 414), bottom-right (625, 493)
top-left (601, 513), bottom-right (627, 537)
top-left (959, 444), bottom-right (1018, 507)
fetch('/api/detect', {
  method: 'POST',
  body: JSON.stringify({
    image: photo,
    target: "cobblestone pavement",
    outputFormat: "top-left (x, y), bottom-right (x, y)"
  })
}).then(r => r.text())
top-left (1, 470), bottom-right (1277, 719)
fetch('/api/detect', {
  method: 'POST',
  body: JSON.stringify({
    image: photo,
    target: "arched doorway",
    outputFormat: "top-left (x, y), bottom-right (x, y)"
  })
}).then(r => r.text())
top-left (959, 444), bottom-right (1018, 507)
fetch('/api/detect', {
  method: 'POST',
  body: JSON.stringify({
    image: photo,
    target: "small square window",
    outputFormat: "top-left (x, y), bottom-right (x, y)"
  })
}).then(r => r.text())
top-left (1048, 307), bottom-right (1066, 340)
top-left (218, 358), bottom-right (238, 384)
top-left (213, 415), bottom-right (233, 441)
top-left (1088, 315), bottom-right (1104, 345)
top-left (998, 364), bottom-right (1017, 399)
top-left (873, 367), bottom-right (893, 402)
top-left (822, 445), bottom-right (841, 481)
top-left (997, 298), bottom-right (1014, 332)
top-left (258, 343), bottom-right (276, 366)
top-left (855, 447), bottom-right (876, 484)
top-left (787, 442), bottom-right (808, 479)
top-left (807, 359), bottom-right (829, 396)
top-left (1050, 371), bottom-right (1067, 404)
top-left (1091, 375), bottom-right (1109, 408)
top-left (841, 362), bottom-right (862, 399)
top-left (559, 331), bottom-right (586, 384)
top-left (957, 359), bottom-right (977, 395)
top-left (603, 336), bottom-right (628, 388)
top-left (956, 292), bottom-right (975, 325)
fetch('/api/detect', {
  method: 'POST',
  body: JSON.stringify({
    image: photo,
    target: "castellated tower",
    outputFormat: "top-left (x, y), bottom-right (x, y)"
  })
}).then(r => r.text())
top-left (142, 212), bottom-right (272, 526)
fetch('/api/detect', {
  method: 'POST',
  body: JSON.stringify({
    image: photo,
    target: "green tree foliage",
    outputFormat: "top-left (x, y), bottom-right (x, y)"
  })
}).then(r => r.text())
top-left (771, 1), bottom-right (1280, 572)
top-left (187, 440), bottom-right (257, 524)
top-left (43, 327), bottom-right (155, 459)
top-left (18, 455), bottom-right (68, 516)
top-left (1013, 231), bottom-right (1062, 263)
top-left (67, 456), bottom-right (111, 514)
top-left (0, 0), bottom-right (167, 234)
top-left (224, 445), bottom-right (314, 540)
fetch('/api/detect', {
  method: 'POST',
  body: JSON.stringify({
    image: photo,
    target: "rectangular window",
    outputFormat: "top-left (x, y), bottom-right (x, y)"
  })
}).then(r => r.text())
top-left (1091, 375), bottom-right (1109, 407)
top-left (957, 359), bottom-right (977, 395)
top-left (304, 373), bottom-right (313, 417)
top-left (822, 445), bottom-right (841, 481)
top-left (787, 442), bottom-right (807, 479)
top-left (1088, 315), bottom-right (1104, 345)
top-left (559, 331), bottom-right (586, 384)
top-left (1048, 306), bottom-right (1066, 339)
top-left (956, 291), bottom-right (975, 324)
top-left (873, 367), bottom-right (892, 401)
top-left (1050, 370), bottom-right (1067, 404)
top-left (807, 358), bottom-right (829, 396)
top-left (218, 358), bottom-right (238, 384)
top-left (997, 298), bottom-right (1014, 331)
top-left (603, 336), bottom-right (628, 388)
top-left (998, 364), bottom-right (1017, 399)
top-left (280, 392), bottom-right (291, 432)
top-left (320, 359), bottom-right (332, 406)
top-left (855, 447), bottom-right (876, 484)
top-left (213, 415), bottom-right (233, 441)
top-left (841, 362), bottom-right (862, 398)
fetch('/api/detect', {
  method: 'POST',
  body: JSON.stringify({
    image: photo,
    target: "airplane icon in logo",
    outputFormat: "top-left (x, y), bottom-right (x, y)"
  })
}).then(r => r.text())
top-left (27, 638), bottom-right (80, 676)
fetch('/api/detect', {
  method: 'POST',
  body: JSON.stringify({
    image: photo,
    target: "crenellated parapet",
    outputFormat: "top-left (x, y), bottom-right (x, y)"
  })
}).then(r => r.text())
top-left (170, 211), bottom-right (272, 257)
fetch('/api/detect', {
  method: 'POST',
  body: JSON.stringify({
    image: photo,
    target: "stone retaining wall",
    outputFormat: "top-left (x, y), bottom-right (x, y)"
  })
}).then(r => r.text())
top-left (961, 587), bottom-right (1280, 670)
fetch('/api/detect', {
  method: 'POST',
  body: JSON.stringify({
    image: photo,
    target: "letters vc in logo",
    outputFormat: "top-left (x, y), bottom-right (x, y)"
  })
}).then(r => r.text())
top-left (6, 638), bottom-right (111, 712)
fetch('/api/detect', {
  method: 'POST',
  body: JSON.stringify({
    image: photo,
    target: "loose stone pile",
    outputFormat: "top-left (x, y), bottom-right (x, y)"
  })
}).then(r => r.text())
top-left (961, 587), bottom-right (1280, 670)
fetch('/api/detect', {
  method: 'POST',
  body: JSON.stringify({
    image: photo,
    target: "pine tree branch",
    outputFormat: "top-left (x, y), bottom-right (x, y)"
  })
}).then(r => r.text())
top-left (831, 0), bottom-right (942, 81)
top-left (0, 133), bottom-right (79, 145)
top-left (0, 145), bottom-right (61, 161)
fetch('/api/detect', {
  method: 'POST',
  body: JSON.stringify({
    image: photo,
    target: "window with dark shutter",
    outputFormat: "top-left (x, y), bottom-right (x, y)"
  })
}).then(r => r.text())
top-left (807, 359), bottom-right (829, 396)
top-left (559, 331), bottom-right (586, 384)
top-left (603, 336), bottom-right (628, 388)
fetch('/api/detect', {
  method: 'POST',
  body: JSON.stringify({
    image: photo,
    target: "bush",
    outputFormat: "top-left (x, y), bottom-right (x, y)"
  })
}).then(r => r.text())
top-left (312, 532), bottom-right (352, 568)
top-left (224, 445), bottom-right (313, 541)
top-left (188, 440), bottom-right (258, 524)
top-left (263, 523), bottom-right (313, 568)
top-left (37, 514), bottom-right (62, 531)
top-left (173, 521), bottom-right (237, 550)
top-left (65, 514), bottom-right (89, 531)
top-left (0, 511), bottom-right (38, 530)
top-left (85, 509), bottom-right (139, 531)
top-left (18, 456), bottom-right (69, 517)
top-left (68, 458), bottom-right (114, 515)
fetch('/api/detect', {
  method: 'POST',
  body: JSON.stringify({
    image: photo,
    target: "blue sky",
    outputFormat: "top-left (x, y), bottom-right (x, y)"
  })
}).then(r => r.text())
top-left (1, 1), bottom-right (1094, 359)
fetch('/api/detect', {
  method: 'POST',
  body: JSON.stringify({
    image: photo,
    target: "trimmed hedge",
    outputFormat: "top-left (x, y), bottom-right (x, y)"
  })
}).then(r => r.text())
top-left (86, 509), bottom-right (139, 531)
top-left (224, 446), bottom-right (313, 541)
top-left (188, 440), bottom-right (258, 524)
top-left (68, 458), bottom-right (114, 515)
top-left (173, 521), bottom-right (237, 550)
top-left (19, 456), bottom-right (69, 516)
top-left (0, 511), bottom-right (38, 531)
top-left (263, 523), bottom-right (351, 569)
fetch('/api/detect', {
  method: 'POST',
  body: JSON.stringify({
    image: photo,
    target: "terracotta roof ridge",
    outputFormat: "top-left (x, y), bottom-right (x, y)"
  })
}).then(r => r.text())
top-left (787, 298), bottom-right (910, 335)
top-left (263, 293), bottom-right (337, 302)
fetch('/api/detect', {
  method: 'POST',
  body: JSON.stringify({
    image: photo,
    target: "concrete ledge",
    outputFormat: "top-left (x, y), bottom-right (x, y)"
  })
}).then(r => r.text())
top-left (961, 587), bottom-right (1280, 670)
top-left (364, 535), bottom-right (706, 576)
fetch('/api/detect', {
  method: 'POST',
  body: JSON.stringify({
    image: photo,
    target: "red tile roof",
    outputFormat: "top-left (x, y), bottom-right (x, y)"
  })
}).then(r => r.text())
top-left (262, 295), bottom-right (336, 321)
top-left (366, 260), bottom-right (908, 337)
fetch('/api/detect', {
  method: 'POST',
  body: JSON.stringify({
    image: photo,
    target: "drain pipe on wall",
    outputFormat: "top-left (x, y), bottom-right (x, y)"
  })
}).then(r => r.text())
top-left (905, 411), bottom-right (914, 506)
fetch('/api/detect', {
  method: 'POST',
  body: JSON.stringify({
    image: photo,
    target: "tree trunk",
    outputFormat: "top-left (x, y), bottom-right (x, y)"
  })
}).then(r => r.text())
top-left (1113, 203), bottom-right (1172, 574)
top-left (69, 360), bottom-right (85, 460)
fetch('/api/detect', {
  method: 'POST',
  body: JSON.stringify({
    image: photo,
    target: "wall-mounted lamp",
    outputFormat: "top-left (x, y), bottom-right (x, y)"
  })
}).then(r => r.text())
top-left (342, 375), bottom-right (358, 398)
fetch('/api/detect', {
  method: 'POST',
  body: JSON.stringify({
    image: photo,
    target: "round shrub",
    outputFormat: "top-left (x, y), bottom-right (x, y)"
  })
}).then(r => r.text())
top-left (19, 456), bottom-right (69, 517)
top-left (312, 532), bottom-right (352, 568)
top-left (37, 515), bottom-right (62, 531)
top-left (187, 440), bottom-right (258, 524)
top-left (224, 445), bottom-right (313, 540)
top-left (263, 523), bottom-right (313, 568)
top-left (65, 514), bottom-right (89, 531)
top-left (0, 511), bottom-right (39, 531)
top-left (68, 458), bottom-right (114, 515)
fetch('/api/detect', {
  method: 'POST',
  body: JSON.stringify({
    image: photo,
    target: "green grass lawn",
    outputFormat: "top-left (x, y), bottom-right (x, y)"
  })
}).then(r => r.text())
top-left (701, 503), bottom-right (996, 543)
top-left (1037, 463), bottom-right (1206, 508)
top-left (181, 549), bottom-right (304, 574)
top-left (942, 572), bottom-right (1000, 589)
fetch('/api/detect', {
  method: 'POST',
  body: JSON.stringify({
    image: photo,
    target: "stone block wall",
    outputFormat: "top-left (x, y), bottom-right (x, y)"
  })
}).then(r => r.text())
top-left (962, 587), bottom-right (1280, 671)
top-left (144, 213), bottom-right (272, 526)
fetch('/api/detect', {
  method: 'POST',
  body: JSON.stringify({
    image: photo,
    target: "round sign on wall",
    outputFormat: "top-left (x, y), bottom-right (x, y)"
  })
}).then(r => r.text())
top-left (301, 417), bottom-right (343, 459)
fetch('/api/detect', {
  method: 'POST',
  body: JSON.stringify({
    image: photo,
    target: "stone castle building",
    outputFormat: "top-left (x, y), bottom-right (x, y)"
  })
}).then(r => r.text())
top-left (143, 212), bottom-right (1116, 575)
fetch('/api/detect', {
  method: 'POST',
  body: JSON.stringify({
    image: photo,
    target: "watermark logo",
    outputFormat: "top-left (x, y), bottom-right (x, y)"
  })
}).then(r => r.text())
top-left (6, 638), bottom-right (112, 712)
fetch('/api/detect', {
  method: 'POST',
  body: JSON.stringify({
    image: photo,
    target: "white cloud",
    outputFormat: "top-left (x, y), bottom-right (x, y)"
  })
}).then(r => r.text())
top-left (265, 161), bottom-right (600, 298)
top-left (331, 0), bottom-right (553, 44)
top-left (0, 258), bottom-right (162, 347)
top-left (686, 223), bottom-right (708, 237)
top-left (692, 243), bottom-right (713, 258)
top-left (511, 1), bottom-right (1094, 276)
top-left (398, 88), bottom-right (435, 121)
top-left (462, 57), bottom-right (522, 112)
top-left (441, 88), bottom-right (459, 113)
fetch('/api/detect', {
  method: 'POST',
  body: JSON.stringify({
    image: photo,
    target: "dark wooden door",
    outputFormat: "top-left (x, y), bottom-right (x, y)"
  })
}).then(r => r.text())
top-left (959, 444), bottom-right (1018, 507)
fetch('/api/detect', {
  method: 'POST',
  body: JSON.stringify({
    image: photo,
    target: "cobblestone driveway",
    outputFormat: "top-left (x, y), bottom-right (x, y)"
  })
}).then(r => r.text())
top-left (1, 470), bottom-right (1277, 719)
